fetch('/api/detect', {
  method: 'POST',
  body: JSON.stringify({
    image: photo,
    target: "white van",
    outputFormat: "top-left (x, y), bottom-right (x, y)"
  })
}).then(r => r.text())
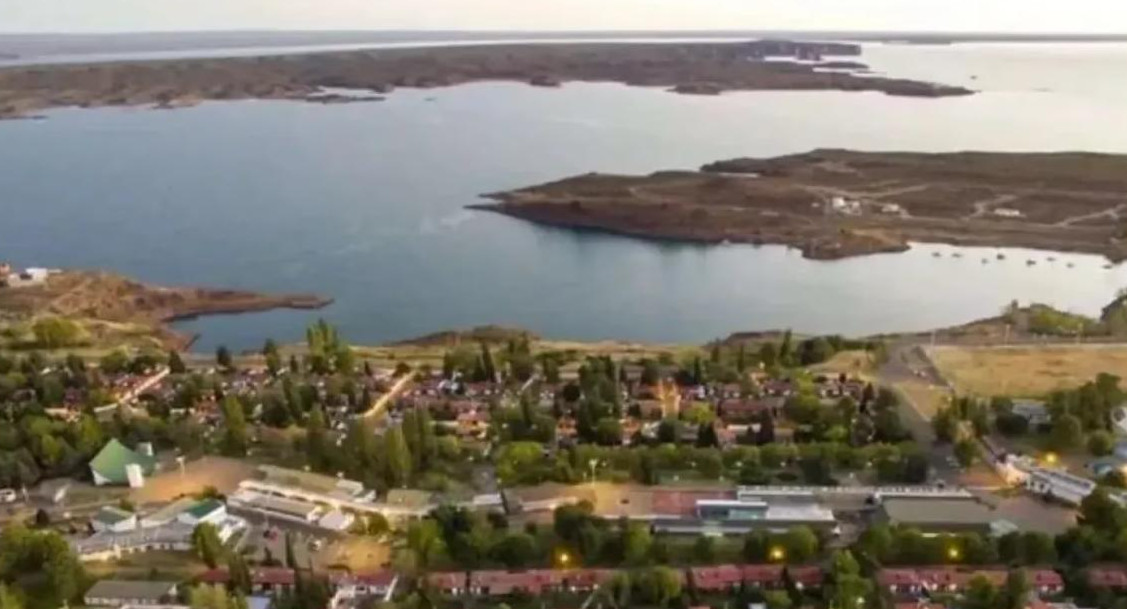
top-left (0, 489), bottom-right (19, 504)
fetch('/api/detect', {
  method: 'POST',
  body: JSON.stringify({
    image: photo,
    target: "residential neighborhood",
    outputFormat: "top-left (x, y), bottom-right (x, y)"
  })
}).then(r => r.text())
top-left (2, 321), bottom-right (1127, 609)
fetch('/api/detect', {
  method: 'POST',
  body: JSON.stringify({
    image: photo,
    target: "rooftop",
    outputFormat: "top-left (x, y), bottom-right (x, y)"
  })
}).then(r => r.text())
top-left (184, 498), bottom-right (225, 519)
top-left (93, 505), bottom-right (135, 525)
top-left (881, 498), bottom-right (994, 527)
top-left (89, 439), bottom-right (157, 484)
top-left (85, 579), bottom-right (177, 601)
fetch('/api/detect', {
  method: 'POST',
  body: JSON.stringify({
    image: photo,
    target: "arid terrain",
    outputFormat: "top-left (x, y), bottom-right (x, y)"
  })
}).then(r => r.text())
top-left (475, 149), bottom-right (1127, 260)
top-left (0, 40), bottom-right (972, 119)
top-left (927, 344), bottom-right (1127, 397)
top-left (0, 270), bottom-right (331, 349)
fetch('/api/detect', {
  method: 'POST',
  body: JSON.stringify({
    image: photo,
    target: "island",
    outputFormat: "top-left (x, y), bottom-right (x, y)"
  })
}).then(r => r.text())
top-left (0, 268), bottom-right (331, 350)
top-left (0, 40), bottom-right (972, 119)
top-left (473, 149), bottom-right (1127, 260)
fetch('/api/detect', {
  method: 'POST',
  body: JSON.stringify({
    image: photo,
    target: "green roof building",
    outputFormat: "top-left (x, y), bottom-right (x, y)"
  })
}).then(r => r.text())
top-left (89, 439), bottom-right (157, 487)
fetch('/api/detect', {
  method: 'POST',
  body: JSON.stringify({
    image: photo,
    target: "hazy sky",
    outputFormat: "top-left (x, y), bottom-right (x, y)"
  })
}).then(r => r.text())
top-left (2, 0), bottom-right (1124, 34)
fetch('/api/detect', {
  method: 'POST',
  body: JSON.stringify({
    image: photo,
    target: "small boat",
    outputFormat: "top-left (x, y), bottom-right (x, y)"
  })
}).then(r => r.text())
top-left (1027, 259), bottom-right (1037, 266)
top-left (932, 252), bottom-right (942, 258)
top-left (1105, 264), bottom-right (1114, 270)
top-left (1067, 263), bottom-right (1075, 268)
top-left (1047, 256), bottom-right (1056, 262)
top-left (996, 253), bottom-right (1006, 260)
top-left (981, 258), bottom-right (988, 264)
top-left (952, 252), bottom-right (963, 258)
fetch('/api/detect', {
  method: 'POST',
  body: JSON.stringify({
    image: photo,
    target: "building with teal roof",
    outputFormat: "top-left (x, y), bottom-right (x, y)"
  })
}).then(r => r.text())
top-left (89, 439), bottom-right (157, 487)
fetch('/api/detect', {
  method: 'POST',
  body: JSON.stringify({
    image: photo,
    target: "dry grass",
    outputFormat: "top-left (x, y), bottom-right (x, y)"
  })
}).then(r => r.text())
top-left (927, 344), bottom-right (1127, 397)
top-left (894, 379), bottom-right (952, 419)
top-left (809, 350), bottom-right (877, 378)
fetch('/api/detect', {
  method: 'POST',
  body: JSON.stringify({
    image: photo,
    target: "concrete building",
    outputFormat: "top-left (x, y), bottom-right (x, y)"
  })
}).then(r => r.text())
top-left (1012, 400), bottom-right (1051, 427)
top-left (177, 499), bottom-right (227, 527)
top-left (877, 497), bottom-right (996, 534)
top-left (327, 571), bottom-right (399, 608)
top-left (84, 580), bottom-right (179, 607)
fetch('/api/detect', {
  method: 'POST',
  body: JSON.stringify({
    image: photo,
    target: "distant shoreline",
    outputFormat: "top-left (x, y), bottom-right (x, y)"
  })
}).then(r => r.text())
top-left (0, 39), bottom-right (972, 120)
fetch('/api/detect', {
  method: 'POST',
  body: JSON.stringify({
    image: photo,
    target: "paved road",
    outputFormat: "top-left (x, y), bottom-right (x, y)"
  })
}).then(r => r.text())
top-left (878, 341), bottom-right (959, 481)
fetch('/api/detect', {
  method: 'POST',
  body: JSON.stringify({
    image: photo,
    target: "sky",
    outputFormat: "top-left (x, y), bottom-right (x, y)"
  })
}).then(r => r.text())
top-left (1, 0), bottom-right (1125, 34)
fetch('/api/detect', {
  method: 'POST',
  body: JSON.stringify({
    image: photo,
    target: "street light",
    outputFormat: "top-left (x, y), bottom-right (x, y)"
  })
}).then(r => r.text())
top-left (947, 546), bottom-right (961, 562)
top-left (1043, 452), bottom-right (1059, 467)
top-left (769, 546), bottom-right (786, 562)
top-left (557, 550), bottom-right (572, 569)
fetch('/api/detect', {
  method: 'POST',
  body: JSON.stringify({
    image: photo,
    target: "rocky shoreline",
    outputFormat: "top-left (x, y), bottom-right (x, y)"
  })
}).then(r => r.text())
top-left (0, 40), bottom-right (971, 120)
top-left (474, 149), bottom-right (1127, 261)
top-left (0, 270), bottom-right (332, 350)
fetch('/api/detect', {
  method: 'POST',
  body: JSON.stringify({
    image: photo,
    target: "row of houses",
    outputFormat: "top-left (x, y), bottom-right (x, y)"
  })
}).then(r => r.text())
top-left (423, 564), bottom-right (823, 598)
top-left (878, 567), bottom-right (1064, 597)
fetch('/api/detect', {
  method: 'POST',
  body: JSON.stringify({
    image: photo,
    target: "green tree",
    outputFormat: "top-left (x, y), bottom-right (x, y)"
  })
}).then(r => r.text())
top-left (954, 438), bottom-right (979, 468)
top-left (32, 317), bottom-right (81, 349)
top-left (782, 526), bottom-right (819, 563)
top-left (384, 425), bottom-right (413, 488)
top-left (764, 590), bottom-right (793, 609)
top-left (215, 345), bottom-right (233, 371)
top-left (1051, 414), bottom-right (1084, 451)
top-left (491, 533), bottom-right (537, 568)
top-left (692, 536), bottom-right (715, 563)
top-left (263, 339), bottom-right (281, 376)
top-left (168, 350), bottom-right (187, 374)
top-left (830, 550), bottom-right (872, 609)
top-left (1000, 569), bottom-right (1031, 609)
top-left (962, 575), bottom-right (999, 609)
top-left (0, 585), bottom-right (23, 609)
top-left (637, 566), bottom-right (682, 607)
top-left (219, 396), bottom-right (248, 457)
top-left (1088, 430), bottom-right (1115, 456)
top-left (305, 405), bottom-right (329, 470)
top-left (191, 523), bottom-right (225, 568)
top-left (189, 584), bottom-right (248, 609)
top-left (622, 522), bottom-right (653, 566)
top-left (932, 406), bottom-right (958, 443)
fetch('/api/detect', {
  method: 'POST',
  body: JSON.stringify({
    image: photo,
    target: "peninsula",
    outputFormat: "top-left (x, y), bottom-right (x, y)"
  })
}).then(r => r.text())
top-left (0, 40), bottom-right (972, 119)
top-left (0, 268), bottom-right (331, 350)
top-left (474, 149), bottom-right (1127, 260)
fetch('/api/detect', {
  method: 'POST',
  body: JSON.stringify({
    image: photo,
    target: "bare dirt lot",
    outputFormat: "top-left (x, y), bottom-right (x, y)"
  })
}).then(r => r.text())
top-left (927, 344), bottom-right (1127, 397)
top-left (130, 456), bottom-right (258, 505)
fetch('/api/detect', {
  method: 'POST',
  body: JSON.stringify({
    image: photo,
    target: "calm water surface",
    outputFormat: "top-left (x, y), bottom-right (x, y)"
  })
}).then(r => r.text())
top-left (3, 43), bottom-right (1127, 350)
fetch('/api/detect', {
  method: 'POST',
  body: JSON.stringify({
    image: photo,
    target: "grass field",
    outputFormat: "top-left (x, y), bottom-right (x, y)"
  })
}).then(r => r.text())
top-left (927, 344), bottom-right (1127, 397)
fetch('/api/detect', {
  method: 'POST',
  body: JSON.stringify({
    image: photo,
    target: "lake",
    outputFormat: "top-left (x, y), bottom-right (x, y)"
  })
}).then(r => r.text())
top-left (3, 42), bottom-right (1127, 351)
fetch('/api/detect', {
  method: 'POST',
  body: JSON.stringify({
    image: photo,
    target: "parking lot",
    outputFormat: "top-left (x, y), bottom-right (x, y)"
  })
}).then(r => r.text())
top-left (235, 511), bottom-right (389, 572)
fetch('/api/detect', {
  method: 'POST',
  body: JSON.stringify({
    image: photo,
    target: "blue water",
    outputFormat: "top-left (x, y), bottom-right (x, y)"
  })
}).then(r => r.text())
top-left (4, 43), bottom-right (1127, 351)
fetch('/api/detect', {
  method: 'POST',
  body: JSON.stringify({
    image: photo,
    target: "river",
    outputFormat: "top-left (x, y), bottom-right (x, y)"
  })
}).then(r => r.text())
top-left (3, 41), bottom-right (1127, 351)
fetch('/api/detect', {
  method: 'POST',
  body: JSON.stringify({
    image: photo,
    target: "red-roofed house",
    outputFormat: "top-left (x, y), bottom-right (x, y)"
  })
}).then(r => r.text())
top-left (198, 567), bottom-right (296, 595)
top-left (426, 572), bottom-right (468, 596)
top-left (1087, 566), bottom-right (1127, 590)
top-left (1026, 569), bottom-right (1064, 595)
top-left (690, 565), bottom-right (743, 592)
top-left (328, 570), bottom-right (399, 607)
top-left (787, 565), bottom-right (825, 590)
top-left (878, 569), bottom-right (923, 595)
top-left (741, 564), bottom-right (786, 588)
top-left (563, 569), bottom-right (617, 592)
top-left (469, 570), bottom-right (563, 596)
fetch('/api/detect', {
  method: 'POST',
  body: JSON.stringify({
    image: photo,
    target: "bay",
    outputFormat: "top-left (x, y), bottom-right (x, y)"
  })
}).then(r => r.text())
top-left (3, 42), bottom-right (1127, 351)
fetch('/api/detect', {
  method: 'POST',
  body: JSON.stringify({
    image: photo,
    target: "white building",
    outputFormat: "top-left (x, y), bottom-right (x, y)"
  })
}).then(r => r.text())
top-left (1011, 400), bottom-right (1051, 427)
top-left (91, 506), bottom-right (138, 534)
top-left (328, 572), bottom-right (399, 608)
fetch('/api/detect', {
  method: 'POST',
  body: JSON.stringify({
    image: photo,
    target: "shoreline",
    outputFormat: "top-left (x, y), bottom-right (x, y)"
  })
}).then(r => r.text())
top-left (0, 39), bottom-right (971, 120)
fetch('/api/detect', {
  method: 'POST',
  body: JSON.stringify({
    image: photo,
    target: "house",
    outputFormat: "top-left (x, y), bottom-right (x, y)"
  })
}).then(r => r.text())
top-left (878, 569), bottom-right (922, 595)
top-left (469, 570), bottom-right (563, 596)
top-left (787, 565), bottom-right (825, 589)
top-left (92, 506), bottom-right (138, 533)
top-left (199, 568), bottom-right (296, 595)
top-left (426, 572), bottom-right (468, 596)
top-left (84, 580), bottom-right (179, 607)
top-left (690, 565), bottom-right (744, 592)
top-left (317, 509), bottom-right (355, 532)
top-left (741, 565), bottom-right (787, 588)
top-left (1012, 400), bottom-right (1051, 427)
top-left (89, 439), bottom-right (157, 487)
top-left (328, 571), bottom-right (399, 607)
top-left (1087, 565), bottom-right (1127, 590)
top-left (717, 398), bottom-right (778, 423)
top-left (1028, 569), bottom-right (1065, 595)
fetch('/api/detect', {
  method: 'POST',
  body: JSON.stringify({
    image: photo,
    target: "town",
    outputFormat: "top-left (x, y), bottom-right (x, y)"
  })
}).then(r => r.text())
top-left (2, 318), bottom-right (1127, 609)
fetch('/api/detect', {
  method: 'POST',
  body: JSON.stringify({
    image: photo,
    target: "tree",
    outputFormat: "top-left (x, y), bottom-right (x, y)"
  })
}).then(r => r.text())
top-left (0, 585), bottom-right (23, 609)
top-left (364, 513), bottom-right (390, 537)
top-left (305, 405), bottom-right (329, 470)
top-left (637, 566), bottom-right (682, 607)
top-left (1051, 414), bottom-right (1084, 451)
top-left (1000, 569), bottom-right (1031, 609)
top-left (622, 522), bottom-right (653, 566)
top-left (692, 536), bottom-right (715, 563)
top-left (962, 576), bottom-right (999, 609)
top-left (168, 350), bottom-right (187, 374)
top-left (263, 339), bottom-right (281, 376)
top-left (1078, 487), bottom-right (1127, 532)
top-left (782, 526), bottom-right (819, 563)
top-left (594, 418), bottom-right (623, 447)
top-left (1088, 430), bottom-right (1115, 457)
top-left (491, 533), bottom-right (537, 568)
top-left (226, 552), bottom-right (252, 595)
top-left (932, 407), bottom-right (958, 443)
top-left (954, 438), bottom-right (979, 468)
top-left (384, 425), bottom-right (413, 488)
top-left (32, 317), bottom-right (81, 349)
top-left (830, 550), bottom-right (872, 609)
top-left (479, 343), bottom-right (497, 382)
top-left (219, 396), bottom-right (248, 457)
top-left (191, 523), bottom-right (225, 568)
top-left (215, 345), bottom-right (233, 371)
top-left (189, 584), bottom-right (248, 609)
top-left (764, 590), bottom-right (793, 609)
